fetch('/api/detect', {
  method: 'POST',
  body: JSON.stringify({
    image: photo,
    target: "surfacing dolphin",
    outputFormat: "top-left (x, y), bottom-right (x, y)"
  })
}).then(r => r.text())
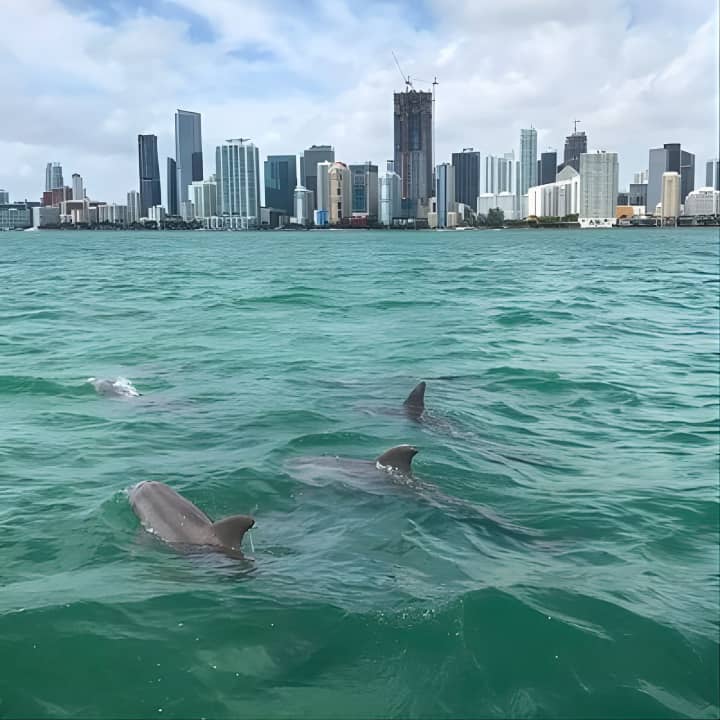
top-left (88, 376), bottom-right (141, 398)
top-left (129, 481), bottom-right (255, 556)
top-left (403, 381), bottom-right (426, 420)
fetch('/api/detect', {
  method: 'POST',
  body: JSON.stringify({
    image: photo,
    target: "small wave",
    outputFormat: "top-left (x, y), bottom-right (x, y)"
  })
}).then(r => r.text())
top-left (0, 375), bottom-right (89, 397)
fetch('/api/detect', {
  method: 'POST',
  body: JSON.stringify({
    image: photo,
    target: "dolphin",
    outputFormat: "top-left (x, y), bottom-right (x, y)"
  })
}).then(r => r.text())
top-left (403, 381), bottom-right (426, 420)
top-left (129, 481), bottom-right (255, 555)
top-left (88, 376), bottom-right (141, 398)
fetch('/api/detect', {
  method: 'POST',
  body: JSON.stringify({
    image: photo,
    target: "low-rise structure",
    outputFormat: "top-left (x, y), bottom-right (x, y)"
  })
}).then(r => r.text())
top-left (683, 187), bottom-right (720, 216)
top-left (527, 165), bottom-right (580, 218)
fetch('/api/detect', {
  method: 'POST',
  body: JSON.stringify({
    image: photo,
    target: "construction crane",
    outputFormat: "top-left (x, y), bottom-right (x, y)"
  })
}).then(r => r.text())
top-left (573, 119), bottom-right (581, 134)
top-left (392, 51), bottom-right (413, 91)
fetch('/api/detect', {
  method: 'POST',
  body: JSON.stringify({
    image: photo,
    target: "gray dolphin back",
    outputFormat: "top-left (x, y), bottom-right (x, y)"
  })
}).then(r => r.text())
top-left (403, 381), bottom-right (426, 419)
top-left (376, 445), bottom-right (419, 473)
top-left (211, 515), bottom-right (255, 549)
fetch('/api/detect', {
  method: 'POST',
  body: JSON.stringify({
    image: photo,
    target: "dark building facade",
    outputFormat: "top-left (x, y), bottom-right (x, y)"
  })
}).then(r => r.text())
top-left (394, 90), bottom-right (433, 214)
top-left (539, 151), bottom-right (557, 185)
top-left (167, 158), bottom-right (177, 216)
top-left (563, 131), bottom-right (587, 172)
top-left (628, 183), bottom-right (647, 207)
top-left (349, 162), bottom-right (379, 217)
top-left (137, 134), bottom-right (161, 218)
top-left (647, 143), bottom-right (696, 211)
top-left (300, 145), bottom-right (334, 211)
top-left (175, 109), bottom-right (203, 209)
top-left (264, 155), bottom-right (297, 216)
top-left (451, 148), bottom-right (481, 208)
top-left (706, 159), bottom-right (719, 190)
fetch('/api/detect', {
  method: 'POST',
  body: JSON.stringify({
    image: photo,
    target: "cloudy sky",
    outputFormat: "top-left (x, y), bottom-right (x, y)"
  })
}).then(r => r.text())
top-left (1, 0), bottom-right (717, 203)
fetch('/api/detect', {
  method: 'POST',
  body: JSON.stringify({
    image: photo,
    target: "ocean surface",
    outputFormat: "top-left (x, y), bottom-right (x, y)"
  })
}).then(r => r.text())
top-left (1, 228), bottom-right (718, 719)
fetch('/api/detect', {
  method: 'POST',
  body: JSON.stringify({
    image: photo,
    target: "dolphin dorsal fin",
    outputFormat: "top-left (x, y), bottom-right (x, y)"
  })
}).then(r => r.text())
top-left (211, 515), bottom-right (255, 549)
top-left (376, 445), bottom-right (419, 474)
top-left (403, 381), bottom-right (426, 418)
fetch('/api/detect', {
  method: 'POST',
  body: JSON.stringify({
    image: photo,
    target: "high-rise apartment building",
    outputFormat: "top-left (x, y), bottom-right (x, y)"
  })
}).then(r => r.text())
top-left (137, 134), bottom-right (161, 218)
top-left (563, 130), bottom-right (587, 172)
top-left (45, 162), bottom-right (64, 192)
top-left (293, 186), bottom-right (314, 226)
top-left (264, 155), bottom-right (297, 216)
top-left (706, 159), bottom-right (720, 190)
top-left (484, 154), bottom-right (514, 194)
top-left (349, 162), bottom-right (379, 218)
top-left (519, 128), bottom-right (537, 195)
top-left (315, 160), bottom-right (332, 214)
top-left (647, 143), bottom-right (695, 212)
top-left (127, 190), bottom-right (141, 224)
top-left (435, 162), bottom-right (455, 228)
top-left (579, 151), bottom-right (619, 219)
top-left (660, 171), bottom-right (681, 221)
top-left (327, 162), bottom-right (351, 224)
top-left (189, 180), bottom-right (218, 218)
top-left (451, 148), bottom-right (481, 208)
top-left (215, 139), bottom-right (260, 224)
top-left (71, 173), bottom-right (84, 201)
top-left (539, 151), bottom-right (557, 185)
top-left (167, 158), bottom-right (178, 216)
top-left (0, 190), bottom-right (9, 204)
top-left (300, 145), bottom-right (335, 211)
top-left (379, 160), bottom-right (401, 227)
top-left (394, 90), bottom-right (433, 214)
top-left (175, 109), bottom-right (203, 208)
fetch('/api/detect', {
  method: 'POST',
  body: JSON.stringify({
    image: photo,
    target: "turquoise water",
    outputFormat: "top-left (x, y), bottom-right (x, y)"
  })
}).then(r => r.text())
top-left (1, 228), bottom-right (718, 719)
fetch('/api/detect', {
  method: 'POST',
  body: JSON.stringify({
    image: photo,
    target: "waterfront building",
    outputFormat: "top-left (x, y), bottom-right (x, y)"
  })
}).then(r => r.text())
top-left (451, 148), bottom-right (481, 209)
top-left (127, 190), bottom-right (141, 223)
top-left (539, 151), bottom-right (557, 185)
top-left (292, 186), bottom-right (313, 226)
top-left (349, 162), bottom-right (379, 219)
top-left (435, 162), bottom-right (455, 228)
top-left (97, 203), bottom-right (128, 224)
top-left (175, 109), bottom-right (203, 208)
top-left (45, 162), bottom-right (64, 192)
top-left (189, 180), bottom-right (217, 218)
top-left (315, 160), bottom-right (332, 213)
top-left (148, 205), bottom-right (166, 224)
top-left (683, 187), bottom-right (720, 216)
top-left (327, 162), bottom-right (351, 225)
top-left (71, 173), bottom-right (84, 201)
top-left (483, 153), bottom-right (514, 194)
top-left (179, 200), bottom-right (194, 221)
top-left (527, 165), bottom-right (580, 217)
top-left (648, 143), bottom-right (695, 213)
top-left (32, 206), bottom-right (60, 227)
top-left (579, 151), bottom-right (619, 220)
top-left (167, 158), bottom-right (178, 216)
top-left (0, 190), bottom-right (8, 204)
top-left (1, 203), bottom-right (32, 230)
top-left (660, 172), bottom-right (681, 221)
top-left (138, 134), bottom-right (161, 218)
top-left (379, 160), bottom-right (402, 226)
top-left (300, 145), bottom-right (334, 211)
top-left (706, 159), bottom-right (720, 190)
top-left (562, 130), bottom-right (587, 172)
top-left (215, 139), bottom-right (261, 226)
top-left (477, 192), bottom-right (519, 220)
top-left (519, 128), bottom-right (537, 196)
top-left (628, 183), bottom-right (648, 210)
top-left (394, 89), bottom-right (433, 214)
top-left (264, 155), bottom-right (297, 216)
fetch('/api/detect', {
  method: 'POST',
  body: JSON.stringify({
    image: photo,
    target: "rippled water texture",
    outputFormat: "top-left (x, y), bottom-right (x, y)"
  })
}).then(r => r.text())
top-left (1, 228), bottom-right (718, 719)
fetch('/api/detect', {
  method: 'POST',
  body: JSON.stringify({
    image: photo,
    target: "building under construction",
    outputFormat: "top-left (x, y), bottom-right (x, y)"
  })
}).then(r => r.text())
top-left (393, 90), bottom-right (433, 217)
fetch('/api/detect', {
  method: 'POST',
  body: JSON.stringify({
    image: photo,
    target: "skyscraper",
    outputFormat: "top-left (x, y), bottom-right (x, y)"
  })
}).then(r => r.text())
top-left (127, 190), bottom-right (141, 224)
top-left (633, 170), bottom-right (648, 184)
top-left (293, 186), bottom-right (314, 226)
top-left (45, 162), bottom-right (64, 192)
top-left (71, 173), bottom-right (84, 200)
top-left (137, 134), bottom-right (161, 218)
top-left (189, 180), bottom-right (217, 218)
top-left (539, 151), bottom-right (557, 185)
top-left (175, 110), bottom-right (203, 209)
top-left (706, 159), bottom-right (719, 190)
top-left (0, 190), bottom-right (9, 204)
top-left (379, 160), bottom-right (401, 226)
top-left (394, 90), bottom-right (433, 215)
top-left (451, 149), bottom-right (481, 208)
top-left (300, 145), bottom-right (334, 210)
top-left (435, 163), bottom-right (455, 228)
top-left (315, 161), bottom-right (332, 214)
top-left (519, 128), bottom-right (537, 195)
top-left (215, 139), bottom-right (260, 223)
top-left (660, 171), bottom-right (681, 221)
top-left (264, 155), bottom-right (297, 215)
top-left (579, 151), bottom-right (619, 219)
top-left (349, 162), bottom-right (379, 218)
top-left (563, 130), bottom-right (588, 172)
top-left (647, 143), bottom-right (695, 212)
top-left (327, 162), bottom-right (351, 225)
top-left (167, 158), bottom-right (178, 216)
top-left (484, 154), bottom-right (514, 194)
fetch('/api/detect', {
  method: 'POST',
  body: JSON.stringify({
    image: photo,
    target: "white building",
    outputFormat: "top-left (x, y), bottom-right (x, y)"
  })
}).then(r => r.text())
top-left (633, 170), bottom-right (648, 184)
top-left (327, 162), bottom-right (351, 224)
top-left (72, 173), bottom-right (84, 201)
top-left (435, 162), bottom-right (455, 228)
top-left (32, 206), bottom-right (60, 228)
top-left (98, 203), bottom-right (128, 224)
top-left (579, 151), bottom-right (619, 222)
top-left (527, 165), bottom-right (580, 217)
top-left (379, 160), bottom-right (401, 226)
top-left (189, 180), bottom-right (217, 218)
top-left (483, 153), bottom-right (515, 194)
top-left (179, 200), bottom-right (194, 221)
top-left (215, 139), bottom-right (260, 227)
top-left (660, 171), bottom-right (681, 221)
top-left (127, 190), bottom-right (141, 223)
top-left (148, 205), bottom-right (166, 224)
top-left (315, 160), bottom-right (332, 213)
top-left (477, 191), bottom-right (519, 220)
top-left (683, 187), bottom-right (720, 216)
top-left (293, 186), bottom-right (314, 226)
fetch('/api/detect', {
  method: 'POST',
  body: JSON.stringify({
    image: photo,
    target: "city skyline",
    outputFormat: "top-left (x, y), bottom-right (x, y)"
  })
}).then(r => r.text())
top-left (0, 0), bottom-right (716, 203)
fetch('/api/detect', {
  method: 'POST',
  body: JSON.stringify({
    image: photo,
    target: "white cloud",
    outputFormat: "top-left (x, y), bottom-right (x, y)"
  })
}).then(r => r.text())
top-left (0, 0), bottom-right (717, 203)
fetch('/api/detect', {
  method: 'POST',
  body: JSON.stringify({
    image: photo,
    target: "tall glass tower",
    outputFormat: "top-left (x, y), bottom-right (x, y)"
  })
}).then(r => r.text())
top-left (519, 128), bottom-right (537, 196)
top-left (264, 155), bottom-right (297, 216)
top-left (175, 110), bottom-right (203, 208)
top-left (137, 134), bottom-right (161, 218)
top-left (216, 139), bottom-right (260, 222)
top-left (45, 162), bottom-right (64, 191)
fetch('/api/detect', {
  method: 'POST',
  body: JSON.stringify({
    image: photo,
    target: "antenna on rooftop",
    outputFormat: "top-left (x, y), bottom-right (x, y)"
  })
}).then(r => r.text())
top-left (573, 119), bottom-right (582, 134)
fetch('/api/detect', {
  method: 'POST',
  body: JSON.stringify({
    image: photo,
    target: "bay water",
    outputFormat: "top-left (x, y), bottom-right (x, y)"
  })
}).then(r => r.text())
top-left (1, 228), bottom-right (718, 718)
